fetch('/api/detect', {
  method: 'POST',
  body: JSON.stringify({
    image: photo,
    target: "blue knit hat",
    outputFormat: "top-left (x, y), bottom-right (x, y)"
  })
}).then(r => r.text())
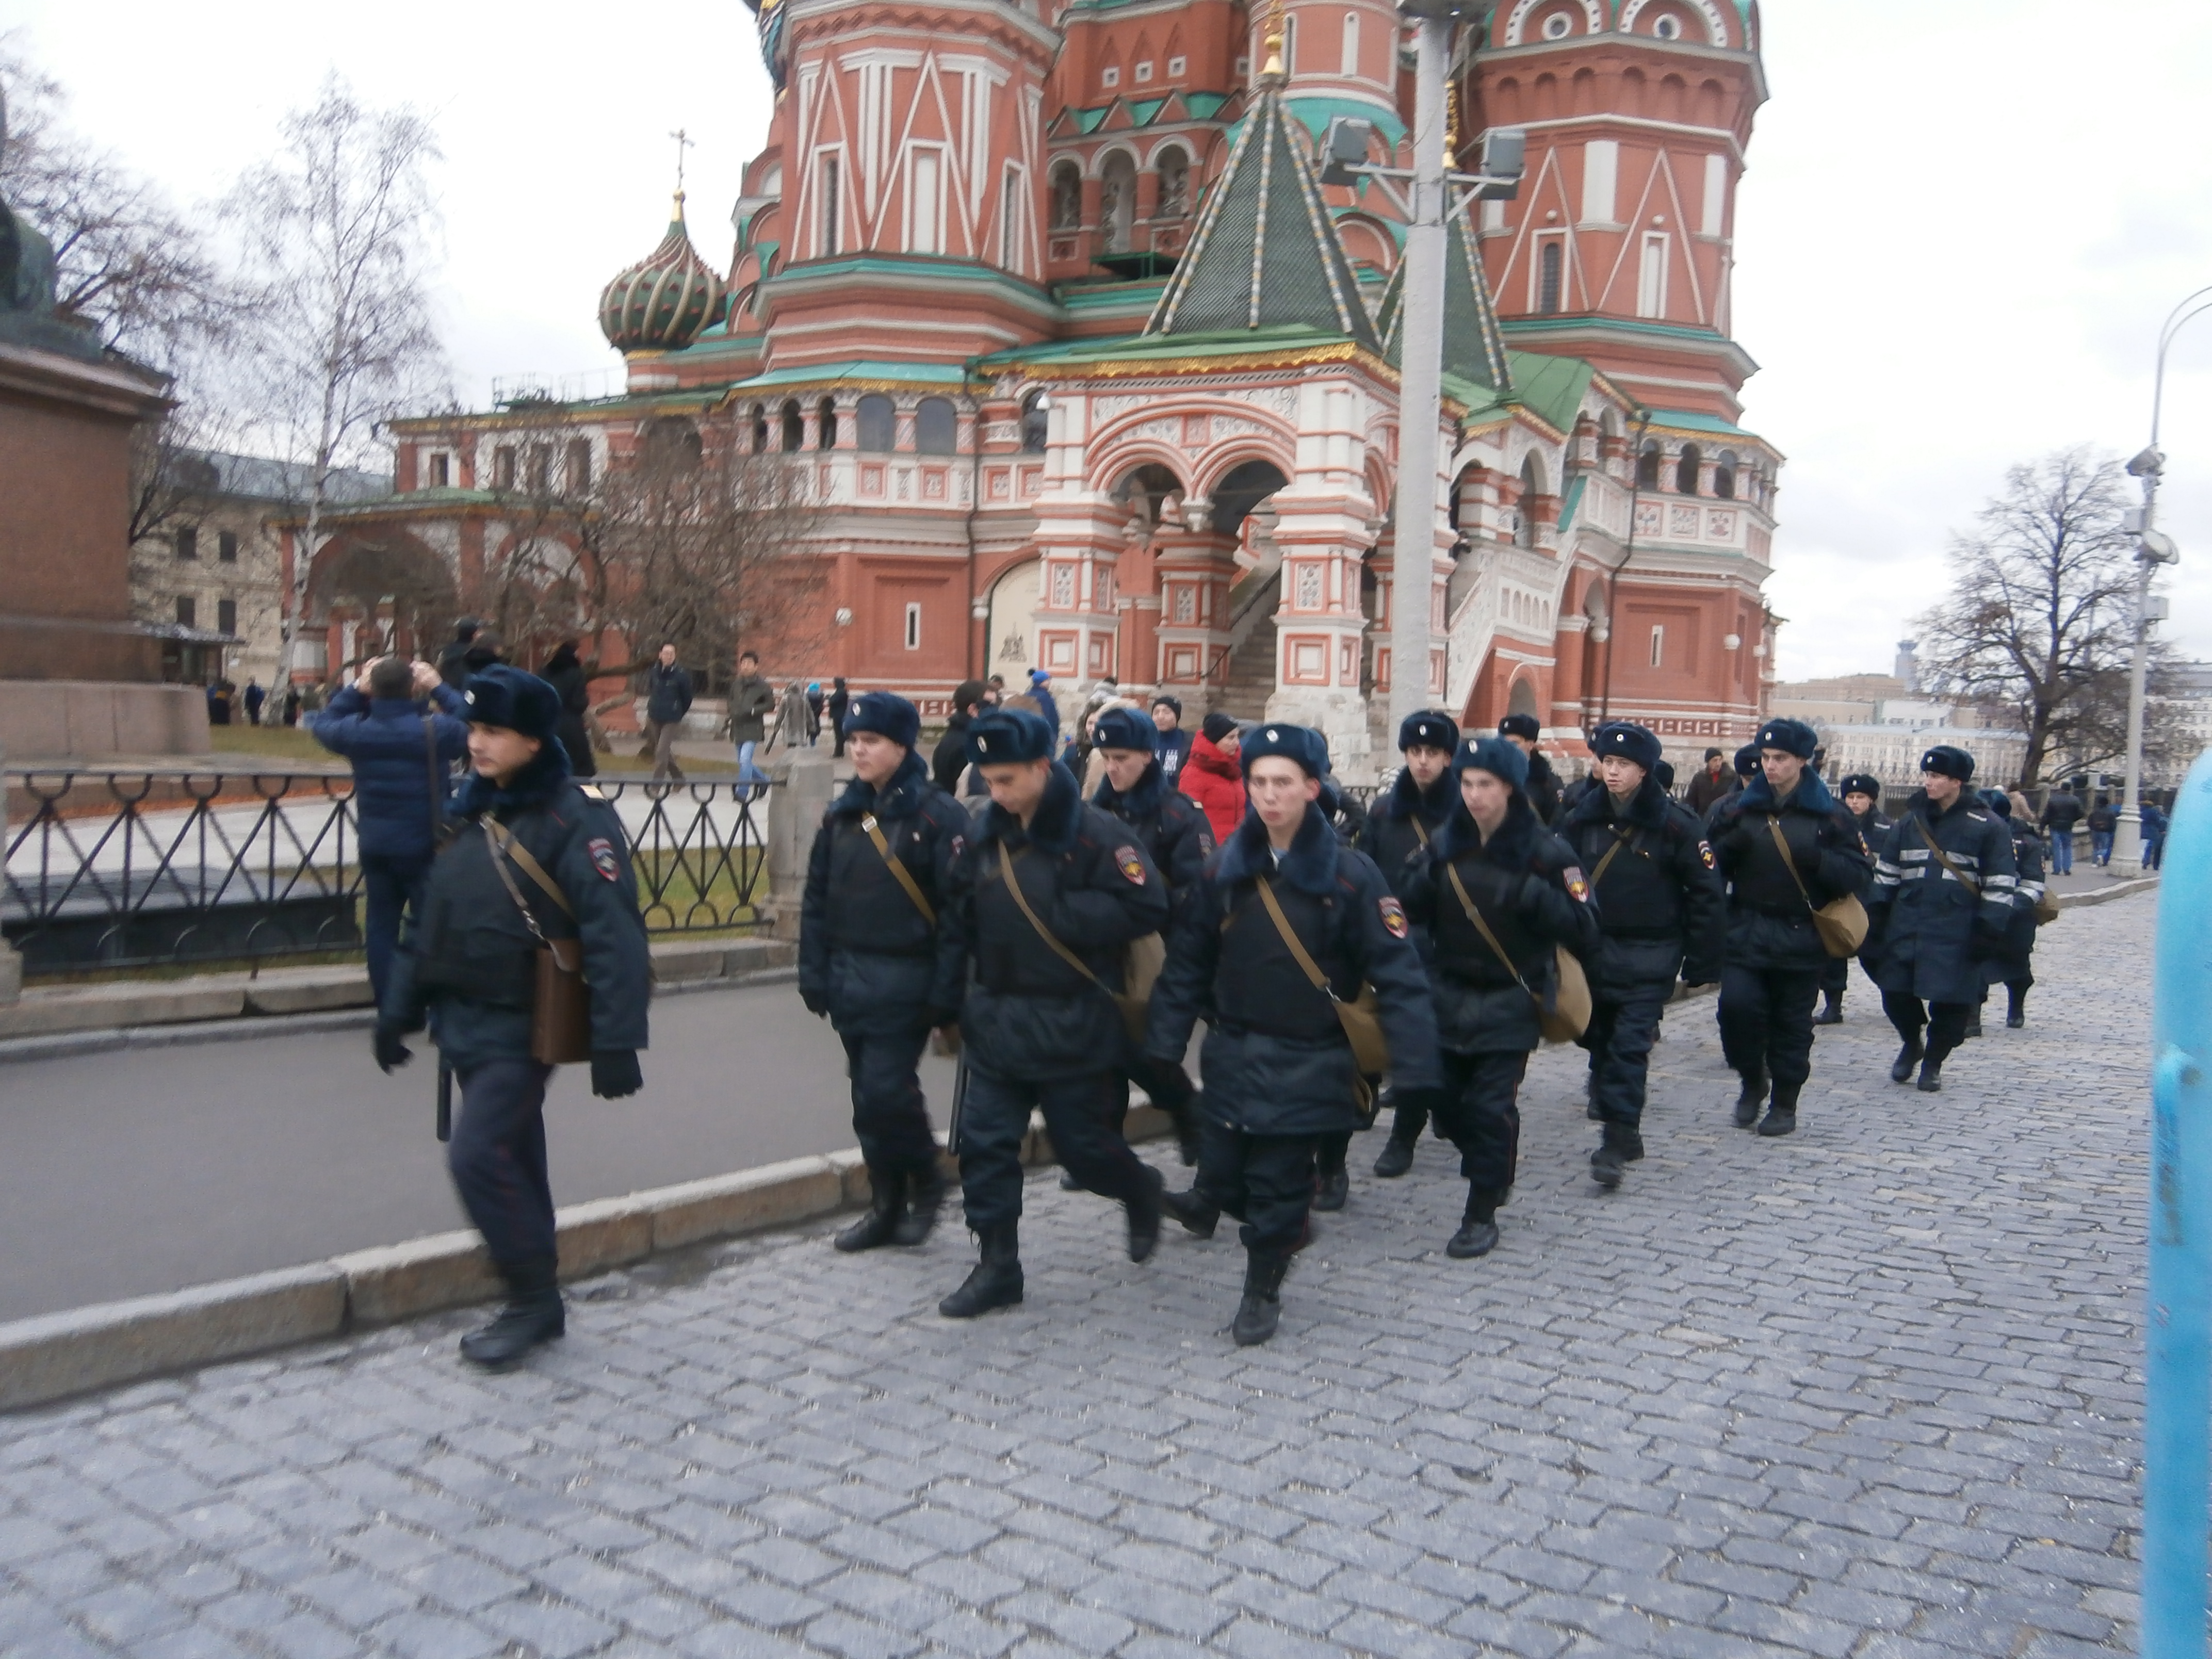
top-left (1754, 718), bottom-right (1818, 760)
top-left (1239, 722), bottom-right (1329, 778)
top-left (842, 690), bottom-right (919, 749)
top-left (1589, 720), bottom-right (1662, 774)
top-left (968, 707), bottom-right (1057, 765)
top-left (1922, 744), bottom-right (1975, 782)
top-left (1454, 734), bottom-right (1529, 792)
top-left (1092, 707), bottom-right (1158, 753)
top-left (461, 665), bottom-right (560, 741)
top-left (1398, 710), bottom-right (1459, 753)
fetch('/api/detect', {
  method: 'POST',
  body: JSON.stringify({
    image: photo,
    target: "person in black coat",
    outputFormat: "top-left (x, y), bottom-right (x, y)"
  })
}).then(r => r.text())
top-left (1863, 745), bottom-right (2018, 1093)
top-left (1150, 695), bottom-right (1194, 786)
top-left (827, 678), bottom-right (852, 758)
top-left (1148, 724), bottom-right (1441, 1345)
top-left (937, 709), bottom-right (1172, 1320)
top-left (1817, 772), bottom-right (1891, 1025)
top-left (436, 617), bottom-right (482, 690)
top-left (377, 666), bottom-right (650, 1370)
top-left (800, 693), bottom-right (968, 1254)
top-left (540, 640), bottom-right (597, 778)
top-left (1089, 706), bottom-right (1214, 1163)
top-left (934, 680), bottom-right (987, 793)
top-left (1706, 719), bottom-right (1875, 1136)
top-left (1400, 735), bottom-right (1602, 1256)
top-left (1975, 789), bottom-right (2044, 1031)
top-left (1498, 713), bottom-right (1564, 824)
top-left (1559, 721), bottom-right (1726, 1189)
top-left (1359, 710), bottom-right (1459, 1184)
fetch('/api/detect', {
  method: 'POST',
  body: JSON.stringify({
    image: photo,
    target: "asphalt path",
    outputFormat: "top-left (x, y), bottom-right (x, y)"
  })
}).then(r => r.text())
top-left (0, 982), bottom-right (954, 1324)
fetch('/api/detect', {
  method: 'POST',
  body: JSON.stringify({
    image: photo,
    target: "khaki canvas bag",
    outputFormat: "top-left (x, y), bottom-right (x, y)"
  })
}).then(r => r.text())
top-left (485, 820), bottom-right (594, 1065)
top-left (1767, 817), bottom-right (1869, 958)
top-left (1252, 876), bottom-right (1388, 1122)
top-left (1442, 861), bottom-right (1592, 1043)
top-left (997, 851), bottom-right (1161, 1043)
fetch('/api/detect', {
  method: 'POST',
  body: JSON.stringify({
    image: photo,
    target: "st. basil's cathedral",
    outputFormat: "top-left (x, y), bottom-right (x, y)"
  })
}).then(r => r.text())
top-left (305, 0), bottom-right (1779, 782)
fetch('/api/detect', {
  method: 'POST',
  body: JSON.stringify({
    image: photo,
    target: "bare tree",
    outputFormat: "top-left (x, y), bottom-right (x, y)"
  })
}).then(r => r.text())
top-left (225, 75), bottom-right (447, 689)
top-left (1916, 446), bottom-right (2177, 786)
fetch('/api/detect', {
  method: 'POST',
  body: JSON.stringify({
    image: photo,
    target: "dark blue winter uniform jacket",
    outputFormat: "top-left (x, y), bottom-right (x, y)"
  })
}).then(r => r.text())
top-left (1865, 790), bottom-right (2019, 1004)
top-left (1146, 802), bottom-right (1441, 1137)
top-left (1560, 774), bottom-right (1727, 994)
top-left (1357, 766), bottom-right (1456, 962)
top-left (948, 760), bottom-right (1169, 1080)
top-left (799, 750), bottom-right (967, 1035)
top-left (311, 685), bottom-right (470, 861)
top-left (382, 741), bottom-right (652, 1072)
top-left (1092, 758), bottom-right (1215, 923)
top-left (1707, 771), bottom-right (1875, 971)
top-left (1404, 793), bottom-right (1603, 1054)
top-left (1983, 815), bottom-right (2044, 985)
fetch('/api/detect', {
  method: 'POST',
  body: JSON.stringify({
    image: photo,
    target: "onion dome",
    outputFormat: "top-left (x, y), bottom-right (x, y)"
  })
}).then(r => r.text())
top-left (598, 193), bottom-right (729, 353)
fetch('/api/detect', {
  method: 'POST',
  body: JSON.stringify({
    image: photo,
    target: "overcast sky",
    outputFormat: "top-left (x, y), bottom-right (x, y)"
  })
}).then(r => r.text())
top-left (11, 1), bottom-right (2210, 681)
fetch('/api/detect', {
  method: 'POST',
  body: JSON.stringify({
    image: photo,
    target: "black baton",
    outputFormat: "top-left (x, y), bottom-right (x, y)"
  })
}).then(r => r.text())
top-left (947, 1051), bottom-right (969, 1160)
top-left (436, 1059), bottom-right (453, 1143)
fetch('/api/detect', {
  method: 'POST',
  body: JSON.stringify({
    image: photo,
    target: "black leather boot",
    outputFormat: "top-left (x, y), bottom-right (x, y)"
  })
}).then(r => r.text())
top-left (1733, 1069), bottom-right (1767, 1129)
top-left (1916, 1054), bottom-right (1945, 1093)
top-left (1126, 1167), bottom-right (1164, 1264)
top-left (891, 1165), bottom-right (946, 1247)
top-left (1964, 1010), bottom-right (1983, 1040)
top-left (939, 1223), bottom-right (1022, 1319)
top-left (1372, 1134), bottom-right (1418, 1179)
top-left (835, 1169), bottom-right (906, 1252)
top-left (1590, 1125), bottom-right (1628, 1190)
top-left (1812, 989), bottom-right (1843, 1026)
top-left (1446, 1188), bottom-right (1501, 1259)
top-left (2006, 987), bottom-right (2027, 1029)
top-left (459, 1258), bottom-right (564, 1370)
top-left (1756, 1082), bottom-right (1800, 1137)
top-left (1313, 1137), bottom-right (1349, 1212)
top-left (1231, 1249), bottom-right (1292, 1346)
top-left (1890, 1040), bottom-right (1924, 1084)
top-left (1161, 1183), bottom-right (1219, 1239)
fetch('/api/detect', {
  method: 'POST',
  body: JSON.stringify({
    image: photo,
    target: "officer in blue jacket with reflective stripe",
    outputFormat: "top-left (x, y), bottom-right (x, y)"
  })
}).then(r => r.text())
top-left (1863, 744), bottom-right (2018, 1093)
top-left (378, 666), bottom-right (650, 1370)
top-left (800, 692), bottom-right (968, 1254)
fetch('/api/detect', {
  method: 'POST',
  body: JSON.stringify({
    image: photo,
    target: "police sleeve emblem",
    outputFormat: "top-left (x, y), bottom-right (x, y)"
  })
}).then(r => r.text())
top-left (1698, 839), bottom-right (1716, 869)
top-left (587, 837), bottom-right (622, 882)
top-left (1563, 866), bottom-right (1590, 902)
top-left (1378, 897), bottom-right (1409, 938)
top-left (1114, 845), bottom-right (1147, 885)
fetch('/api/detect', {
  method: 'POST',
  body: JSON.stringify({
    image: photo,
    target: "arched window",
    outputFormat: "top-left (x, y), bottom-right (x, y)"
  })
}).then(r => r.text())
top-left (1020, 389), bottom-right (1050, 453)
top-left (1538, 241), bottom-right (1563, 315)
top-left (1154, 147), bottom-right (1190, 219)
top-left (816, 397), bottom-right (837, 451)
top-left (644, 416), bottom-right (702, 471)
top-left (855, 394), bottom-right (896, 452)
top-left (1675, 443), bottom-right (1701, 496)
top-left (1516, 454), bottom-right (1542, 549)
top-left (916, 397), bottom-right (957, 456)
top-left (1100, 151), bottom-right (1136, 253)
top-left (1714, 448), bottom-right (1738, 500)
top-left (780, 399), bottom-right (804, 453)
top-left (750, 403), bottom-right (769, 454)
top-left (1636, 440), bottom-right (1661, 490)
top-left (1049, 161), bottom-right (1082, 232)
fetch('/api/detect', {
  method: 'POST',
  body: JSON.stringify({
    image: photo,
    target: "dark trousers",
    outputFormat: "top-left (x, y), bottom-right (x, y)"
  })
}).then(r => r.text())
top-left (1315, 1130), bottom-right (1351, 1176)
top-left (1718, 964), bottom-right (1822, 1089)
top-left (1382, 1086), bottom-right (1435, 1145)
top-left (1115, 1052), bottom-right (1194, 1132)
top-left (449, 1059), bottom-right (557, 1269)
top-left (1577, 983), bottom-right (1670, 1129)
top-left (840, 1026), bottom-right (938, 1177)
top-left (1882, 991), bottom-right (1973, 1065)
top-left (957, 1068), bottom-right (1148, 1233)
top-left (1194, 1120), bottom-right (1318, 1255)
top-left (1434, 1048), bottom-right (1530, 1196)
top-left (362, 851), bottom-right (433, 1009)
top-left (1819, 954), bottom-right (1849, 996)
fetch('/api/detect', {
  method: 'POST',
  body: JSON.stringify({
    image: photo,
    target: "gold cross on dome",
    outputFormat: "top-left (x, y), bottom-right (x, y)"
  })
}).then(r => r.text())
top-left (670, 127), bottom-right (695, 197)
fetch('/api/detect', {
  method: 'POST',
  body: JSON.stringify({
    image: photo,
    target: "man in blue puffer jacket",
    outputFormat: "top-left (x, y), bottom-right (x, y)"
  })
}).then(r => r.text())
top-left (313, 655), bottom-right (471, 1003)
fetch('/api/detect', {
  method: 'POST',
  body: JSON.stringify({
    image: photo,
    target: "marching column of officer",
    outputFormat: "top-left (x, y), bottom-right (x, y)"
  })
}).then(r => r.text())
top-left (1357, 710), bottom-right (1459, 1188)
top-left (1147, 725), bottom-right (1441, 1345)
top-left (1087, 705), bottom-right (1215, 1164)
top-left (1497, 713), bottom-right (1565, 825)
top-left (377, 665), bottom-right (651, 1370)
top-left (937, 708), bottom-right (1170, 1319)
top-left (1559, 721), bottom-right (1725, 1190)
top-left (1862, 745), bottom-right (2018, 1093)
top-left (1705, 718), bottom-right (1874, 1137)
top-left (1818, 773), bottom-right (1892, 1026)
top-left (1978, 788), bottom-right (2044, 1030)
top-left (1401, 736), bottom-right (1600, 1256)
top-left (799, 692), bottom-right (967, 1251)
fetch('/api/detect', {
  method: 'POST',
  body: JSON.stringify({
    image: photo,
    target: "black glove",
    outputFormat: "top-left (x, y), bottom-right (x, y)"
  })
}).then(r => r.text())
top-left (372, 1025), bottom-right (413, 1074)
top-left (800, 987), bottom-right (829, 1018)
top-left (1516, 874), bottom-right (1551, 917)
top-left (591, 1049), bottom-right (643, 1099)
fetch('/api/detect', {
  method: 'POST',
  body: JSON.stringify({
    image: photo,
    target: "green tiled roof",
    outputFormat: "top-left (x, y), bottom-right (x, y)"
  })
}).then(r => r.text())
top-left (1375, 210), bottom-right (1511, 394)
top-left (1645, 407), bottom-right (1758, 437)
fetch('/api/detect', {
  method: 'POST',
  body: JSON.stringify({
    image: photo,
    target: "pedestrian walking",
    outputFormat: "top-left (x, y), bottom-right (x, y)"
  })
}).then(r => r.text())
top-left (437, 619), bottom-right (483, 690)
top-left (206, 681), bottom-right (232, 726)
top-left (1361, 710), bottom-right (1459, 1185)
top-left (799, 692), bottom-right (966, 1253)
top-left (729, 650), bottom-right (777, 793)
top-left (641, 643), bottom-right (694, 783)
top-left (2041, 782), bottom-right (2083, 875)
top-left (242, 678), bottom-right (266, 726)
top-left (1149, 724), bottom-right (1441, 1344)
top-left (1862, 745), bottom-right (2018, 1093)
top-left (1818, 773), bottom-right (1891, 1025)
top-left (775, 679), bottom-right (813, 753)
top-left (311, 656), bottom-right (470, 1005)
top-left (1179, 711), bottom-right (1245, 842)
top-left (2087, 795), bottom-right (2116, 865)
top-left (935, 708), bottom-right (1170, 1320)
top-left (1685, 745), bottom-right (1738, 815)
top-left (935, 681), bottom-right (987, 792)
top-left (2144, 801), bottom-right (2168, 871)
top-left (376, 665), bottom-right (650, 1369)
top-left (1398, 735), bottom-right (1599, 1250)
top-left (1497, 713), bottom-right (1564, 824)
top-left (1559, 721), bottom-right (1725, 1189)
top-left (540, 640), bottom-right (597, 778)
top-left (827, 678), bottom-right (851, 758)
top-left (1150, 695), bottom-right (1193, 785)
top-left (1975, 789), bottom-right (2044, 1030)
top-left (1025, 668), bottom-right (1060, 742)
top-left (1706, 719), bottom-right (1875, 1136)
top-left (282, 686), bottom-right (302, 726)
top-left (806, 681), bottom-right (826, 741)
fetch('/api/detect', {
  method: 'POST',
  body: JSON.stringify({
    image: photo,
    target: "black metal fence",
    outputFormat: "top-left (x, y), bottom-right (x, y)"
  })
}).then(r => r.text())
top-left (1, 769), bottom-right (772, 978)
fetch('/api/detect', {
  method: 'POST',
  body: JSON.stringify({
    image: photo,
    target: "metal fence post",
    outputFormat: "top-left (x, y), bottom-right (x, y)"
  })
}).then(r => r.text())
top-left (0, 741), bottom-right (19, 1004)
top-left (2146, 746), bottom-right (2212, 1656)
top-left (762, 747), bottom-right (832, 942)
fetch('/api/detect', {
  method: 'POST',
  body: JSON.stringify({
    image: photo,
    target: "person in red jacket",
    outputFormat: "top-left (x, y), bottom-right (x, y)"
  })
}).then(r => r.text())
top-left (1179, 712), bottom-right (1246, 842)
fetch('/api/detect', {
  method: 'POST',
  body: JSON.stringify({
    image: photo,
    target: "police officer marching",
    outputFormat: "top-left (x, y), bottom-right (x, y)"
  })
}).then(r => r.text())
top-left (1088, 706), bottom-right (1214, 1162)
top-left (799, 692), bottom-right (968, 1252)
top-left (1976, 788), bottom-right (2045, 1031)
top-left (1497, 713), bottom-right (1565, 824)
top-left (1862, 746), bottom-right (2018, 1093)
top-left (1401, 735), bottom-right (1601, 1253)
top-left (377, 665), bottom-right (651, 1370)
top-left (1817, 774), bottom-right (1892, 1027)
top-left (1558, 722), bottom-right (1726, 1189)
top-left (1706, 718), bottom-right (1875, 1137)
top-left (937, 708), bottom-right (1172, 1319)
top-left (1147, 725), bottom-right (1440, 1344)
top-left (1361, 710), bottom-right (1459, 1185)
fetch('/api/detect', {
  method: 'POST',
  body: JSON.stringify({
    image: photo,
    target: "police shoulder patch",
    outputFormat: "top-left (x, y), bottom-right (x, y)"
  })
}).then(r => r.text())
top-left (587, 837), bottom-right (622, 882)
top-left (1378, 896), bottom-right (1409, 939)
top-left (1115, 845), bottom-right (1147, 885)
top-left (1698, 839), bottom-right (1716, 869)
top-left (1563, 866), bottom-right (1590, 902)
top-left (949, 833), bottom-right (966, 859)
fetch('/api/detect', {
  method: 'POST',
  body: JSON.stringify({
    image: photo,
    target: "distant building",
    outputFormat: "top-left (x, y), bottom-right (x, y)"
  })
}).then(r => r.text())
top-left (2152, 660), bottom-right (2212, 786)
top-left (1770, 673), bottom-right (2027, 788)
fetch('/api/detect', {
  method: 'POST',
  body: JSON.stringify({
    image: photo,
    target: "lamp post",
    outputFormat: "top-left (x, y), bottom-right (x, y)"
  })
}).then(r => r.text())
top-left (2108, 285), bottom-right (2208, 878)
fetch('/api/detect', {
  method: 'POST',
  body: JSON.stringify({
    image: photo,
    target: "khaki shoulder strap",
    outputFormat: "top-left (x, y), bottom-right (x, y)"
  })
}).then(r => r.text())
top-left (1589, 825), bottom-right (1634, 888)
top-left (488, 819), bottom-right (575, 919)
top-left (1411, 817), bottom-right (1431, 848)
top-left (863, 814), bottom-right (936, 924)
top-left (1443, 860), bottom-right (1527, 985)
top-left (1764, 816), bottom-right (1824, 914)
top-left (1255, 876), bottom-right (1337, 999)
top-left (998, 851), bottom-right (1101, 986)
top-left (1911, 815), bottom-right (1980, 893)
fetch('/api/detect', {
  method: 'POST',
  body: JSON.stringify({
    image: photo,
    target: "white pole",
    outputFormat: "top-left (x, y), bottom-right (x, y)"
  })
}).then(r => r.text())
top-left (1388, 15), bottom-right (1450, 735)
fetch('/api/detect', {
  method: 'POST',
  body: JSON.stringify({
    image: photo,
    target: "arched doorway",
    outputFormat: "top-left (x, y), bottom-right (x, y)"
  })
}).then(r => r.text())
top-left (985, 559), bottom-right (1040, 684)
top-left (307, 534), bottom-right (461, 673)
top-left (1507, 675), bottom-right (1540, 723)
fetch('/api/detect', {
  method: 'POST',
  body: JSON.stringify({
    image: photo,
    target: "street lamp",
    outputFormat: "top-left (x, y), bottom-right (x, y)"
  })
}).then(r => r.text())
top-left (2108, 285), bottom-right (2209, 878)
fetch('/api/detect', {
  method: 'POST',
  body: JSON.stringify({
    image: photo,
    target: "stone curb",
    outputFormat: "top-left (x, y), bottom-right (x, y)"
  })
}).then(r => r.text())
top-left (0, 1105), bottom-right (1172, 1414)
top-left (2053, 875), bottom-right (2158, 910)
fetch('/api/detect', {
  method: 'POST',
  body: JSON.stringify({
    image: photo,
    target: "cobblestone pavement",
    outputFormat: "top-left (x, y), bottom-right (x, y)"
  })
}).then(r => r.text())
top-left (1, 896), bottom-right (2152, 1656)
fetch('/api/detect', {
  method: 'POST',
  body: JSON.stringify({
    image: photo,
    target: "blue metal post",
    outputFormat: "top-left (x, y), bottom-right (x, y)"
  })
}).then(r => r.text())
top-left (2147, 750), bottom-right (2212, 1654)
